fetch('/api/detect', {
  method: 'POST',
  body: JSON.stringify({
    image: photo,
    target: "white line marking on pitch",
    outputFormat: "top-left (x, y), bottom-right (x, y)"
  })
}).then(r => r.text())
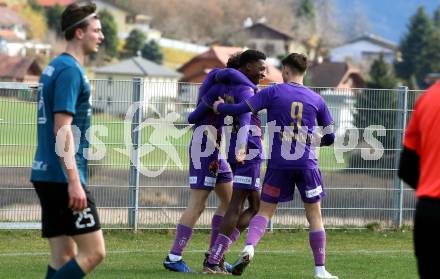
top-left (0, 249), bottom-right (413, 257)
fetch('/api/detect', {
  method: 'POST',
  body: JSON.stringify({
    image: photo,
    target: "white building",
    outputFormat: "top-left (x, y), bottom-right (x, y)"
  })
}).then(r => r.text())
top-left (0, 6), bottom-right (51, 57)
top-left (0, 6), bottom-right (27, 40)
top-left (93, 57), bottom-right (181, 118)
top-left (330, 33), bottom-right (398, 65)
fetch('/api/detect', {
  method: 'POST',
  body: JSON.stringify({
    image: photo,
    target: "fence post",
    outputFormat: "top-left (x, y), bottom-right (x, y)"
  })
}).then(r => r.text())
top-left (393, 86), bottom-right (408, 228)
top-left (128, 78), bottom-right (143, 231)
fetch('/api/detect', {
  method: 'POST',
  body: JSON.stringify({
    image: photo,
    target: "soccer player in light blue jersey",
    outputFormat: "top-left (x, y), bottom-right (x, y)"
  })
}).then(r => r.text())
top-left (30, 1), bottom-right (105, 278)
top-left (213, 53), bottom-right (338, 279)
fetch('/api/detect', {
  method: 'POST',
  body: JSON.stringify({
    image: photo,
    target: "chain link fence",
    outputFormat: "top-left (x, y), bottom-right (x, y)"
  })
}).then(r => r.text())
top-left (0, 80), bottom-right (422, 230)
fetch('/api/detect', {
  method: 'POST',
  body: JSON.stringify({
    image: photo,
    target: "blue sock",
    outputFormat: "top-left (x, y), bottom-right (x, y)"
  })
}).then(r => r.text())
top-left (45, 265), bottom-right (56, 279)
top-left (51, 258), bottom-right (85, 279)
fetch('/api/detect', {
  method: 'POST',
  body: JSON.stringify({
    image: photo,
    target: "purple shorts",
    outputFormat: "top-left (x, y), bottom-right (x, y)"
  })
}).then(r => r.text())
top-left (260, 168), bottom-right (325, 204)
top-left (230, 162), bottom-right (261, 192)
top-left (189, 150), bottom-right (232, 190)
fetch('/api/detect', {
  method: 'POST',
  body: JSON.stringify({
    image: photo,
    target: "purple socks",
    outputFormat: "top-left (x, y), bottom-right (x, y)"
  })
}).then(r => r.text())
top-left (309, 229), bottom-right (326, 266)
top-left (209, 214), bottom-right (223, 250)
top-left (230, 227), bottom-right (241, 243)
top-left (245, 215), bottom-right (268, 247)
top-left (170, 224), bottom-right (193, 256)
top-left (208, 234), bottom-right (232, 264)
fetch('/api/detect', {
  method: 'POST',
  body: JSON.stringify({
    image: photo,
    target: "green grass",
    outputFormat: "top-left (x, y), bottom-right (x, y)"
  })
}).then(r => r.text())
top-left (0, 96), bottom-right (346, 170)
top-left (0, 229), bottom-right (416, 278)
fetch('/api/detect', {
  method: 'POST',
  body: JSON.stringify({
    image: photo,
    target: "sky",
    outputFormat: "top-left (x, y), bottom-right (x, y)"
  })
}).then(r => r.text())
top-left (335, 0), bottom-right (440, 43)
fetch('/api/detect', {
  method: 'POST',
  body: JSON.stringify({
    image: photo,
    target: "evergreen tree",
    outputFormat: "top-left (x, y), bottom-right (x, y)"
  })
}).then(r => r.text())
top-left (434, 6), bottom-right (440, 28)
top-left (296, 0), bottom-right (315, 18)
top-left (395, 6), bottom-right (434, 86)
top-left (354, 53), bottom-right (397, 149)
top-left (367, 54), bottom-right (397, 89)
top-left (46, 4), bottom-right (64, 37)
top-left (98, 9), bottom-right (119, 58)
top-left (141, 40), bottom-right (163, 64)
top-left (121, 29), bottom-right (146, 58)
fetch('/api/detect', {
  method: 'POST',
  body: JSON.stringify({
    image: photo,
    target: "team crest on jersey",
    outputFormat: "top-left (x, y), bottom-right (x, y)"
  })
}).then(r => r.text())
top-left (42, 66), bottom-right (55, 77)
top-left (208, 160), bottom-right (219, 175)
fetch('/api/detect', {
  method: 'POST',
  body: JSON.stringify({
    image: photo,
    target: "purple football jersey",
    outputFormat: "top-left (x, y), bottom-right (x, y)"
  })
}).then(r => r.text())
top-left (202, 72), bottom-right (263, 164)
top-left (245, 83), bottom-right (334, 169)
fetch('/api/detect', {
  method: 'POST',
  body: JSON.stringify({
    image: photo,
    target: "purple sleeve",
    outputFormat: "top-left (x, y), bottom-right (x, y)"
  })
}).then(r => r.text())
top-left (245, 87), bottom-right (271, 113)
top-left (187, 101), bottom-right (210, 124)
top-left (234, 88), bottom-right (254, 148)
top-left (215, 68), bottom-right (256, 89)
top-left (188, 85), bottom-right (220, 123)
top-left (201, 84), bottom-right (221, 106)
top-left (197, 68), bottom-right (220, 102)
top-left (217, 101), bottom-right (250, 115)
top-left (317, 98), bottom-right (335, 146)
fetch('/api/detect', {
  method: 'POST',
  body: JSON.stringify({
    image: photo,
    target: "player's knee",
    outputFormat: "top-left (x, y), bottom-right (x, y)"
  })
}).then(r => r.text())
top-left (95, 247), bottom-right (106, 264)
top-left (248, 205), bottom-right (259, 216)
top-left (63, 248), bottom-right (76, 263)
top-left (85, 248), bottom-right (105, 268)
top-left (196, 203), bottom-right (206, 215)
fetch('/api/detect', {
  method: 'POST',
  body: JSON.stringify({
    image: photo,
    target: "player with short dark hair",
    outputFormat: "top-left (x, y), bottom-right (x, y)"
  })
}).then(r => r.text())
top-left (30, 1), bottom-right (105, 278)
top-left (212, 53), bottom-right (338, 279)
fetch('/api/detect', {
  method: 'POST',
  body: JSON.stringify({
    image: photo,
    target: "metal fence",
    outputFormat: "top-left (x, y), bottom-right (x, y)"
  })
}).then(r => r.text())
top-left (0, 80), bottom-right (423, 230)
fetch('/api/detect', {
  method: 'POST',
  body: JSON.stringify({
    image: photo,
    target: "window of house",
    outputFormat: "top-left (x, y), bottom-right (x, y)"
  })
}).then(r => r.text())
top-left (264, 44), bottom-right (275, 56)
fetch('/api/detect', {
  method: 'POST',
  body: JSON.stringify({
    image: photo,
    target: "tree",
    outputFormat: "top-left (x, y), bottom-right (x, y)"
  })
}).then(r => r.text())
top-left (121, 29), bottom-right (146, 58)
top-left (395, 6), bottom-right (435, 86)
top-left (296, 0), bottom-right (315, 18)
top-left (434, 5), bottom-right (440, 28)
top-left (354, 53), bottom-right (397, 148)
top-left (367, 53), bottom-right (397, 89)
top-left (350, 54), bottom-right (398, 171)
top-left (18, 5), bottom-right (47, 40)
top-left (98, 9), bottom-right (119, 58)
top-left (141, 40), bottom-right (163, 64)
top-left (45, 4), bottom-right (64, 37)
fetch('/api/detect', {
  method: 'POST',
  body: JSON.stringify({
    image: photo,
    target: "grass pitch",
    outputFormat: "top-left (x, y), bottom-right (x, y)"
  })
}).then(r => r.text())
top-left (0, 229), bottom-right (416, 279)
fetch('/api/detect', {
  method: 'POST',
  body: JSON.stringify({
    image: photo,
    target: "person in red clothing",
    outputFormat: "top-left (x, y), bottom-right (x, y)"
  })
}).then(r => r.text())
top-left (399, 81), bottom-right (440, 279)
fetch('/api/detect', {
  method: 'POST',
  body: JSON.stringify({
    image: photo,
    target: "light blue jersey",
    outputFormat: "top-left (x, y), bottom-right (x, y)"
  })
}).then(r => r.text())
top-left (31, 53), bottom-right (91, 185)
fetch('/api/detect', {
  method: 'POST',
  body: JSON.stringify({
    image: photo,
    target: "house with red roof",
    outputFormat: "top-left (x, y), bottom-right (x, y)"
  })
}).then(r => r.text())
top-left (35, 0), bottom-right (76, 6)
top-left (0, 54), bottom-right (42, 82)
top-left (178, 46), bottom-right (283, 85)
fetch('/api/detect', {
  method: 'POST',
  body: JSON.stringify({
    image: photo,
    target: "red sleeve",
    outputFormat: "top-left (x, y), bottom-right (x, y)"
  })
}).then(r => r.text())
top-left (403, 103), bottom-right (420, 153)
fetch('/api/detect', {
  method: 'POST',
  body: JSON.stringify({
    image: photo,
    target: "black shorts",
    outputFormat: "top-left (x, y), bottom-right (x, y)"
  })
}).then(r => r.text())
top-left (33, 181), bottom-right (101, 238)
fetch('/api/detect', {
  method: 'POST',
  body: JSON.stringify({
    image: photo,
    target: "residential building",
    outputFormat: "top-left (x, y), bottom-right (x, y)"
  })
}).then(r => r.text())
top-left (0, 5), bottom-right (27, 40)
top-left (36, 0), bottom-right (161, 40)
top-left (0, 54), bottom-right (42, 82)
top-left (0, 5), bottom-right (51, 57)
top-left (307, 61), bottom-right (365, 136)
top-left (93, 56), bottom-right (181, 117)
top-left (178, 45), bottom-right (282, 85)
top-left (330, 33), bottom-right (399, 66)
top-left (228, 21), bottom-right (310, 58)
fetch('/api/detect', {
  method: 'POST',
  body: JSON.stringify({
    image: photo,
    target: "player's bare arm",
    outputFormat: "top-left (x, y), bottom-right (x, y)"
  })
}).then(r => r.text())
top-left (54, 112), bottom-right (87, 211)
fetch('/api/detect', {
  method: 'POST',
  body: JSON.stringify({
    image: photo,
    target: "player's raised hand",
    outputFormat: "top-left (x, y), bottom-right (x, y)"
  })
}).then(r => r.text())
top-left (236, 147), bottom-right (247, 164)
top-left (68, 180), bottom-right (87, 212)
top-left (213, 97), bottom-right (225, 114)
